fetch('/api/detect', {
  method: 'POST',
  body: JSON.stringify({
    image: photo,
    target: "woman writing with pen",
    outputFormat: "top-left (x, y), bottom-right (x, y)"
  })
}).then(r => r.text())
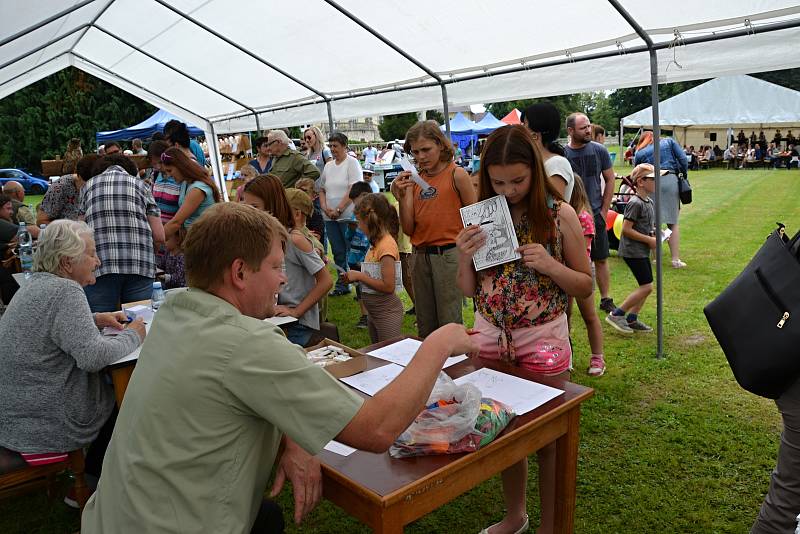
top-left (391, 120), bottom-right (477, 337)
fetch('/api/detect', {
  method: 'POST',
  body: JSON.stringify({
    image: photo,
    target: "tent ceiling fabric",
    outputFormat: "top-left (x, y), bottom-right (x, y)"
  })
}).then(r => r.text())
top-left (622, 75), bottom-right (800, 128)
top-left (2, 0), bottom-right (800, 134)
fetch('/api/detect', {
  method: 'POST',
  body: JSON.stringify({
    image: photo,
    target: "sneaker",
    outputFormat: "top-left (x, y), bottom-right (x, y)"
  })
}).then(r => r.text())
top-left (627, 319), bottom-right (653, 332)
top-left (605, 313), bottom-right (634, 333)
top-left (329, 287), bottom-right (350, 297)
top-left (599, 298), bottom-right (617, 314)
top-left (405, 306), bottom-right (416, 315)
top-left (587, 355), bottom-right (606, 377)
top-left (63, 485), bottom-right (94, 509)
top-left (671, 259), bottom-right (687, 269)
top-left (356, 315), bottom-right (368, 329)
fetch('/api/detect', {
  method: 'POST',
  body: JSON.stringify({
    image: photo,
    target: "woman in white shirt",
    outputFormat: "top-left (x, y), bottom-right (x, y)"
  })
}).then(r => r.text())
top-left (522, 102), bottom-right (575, 201)
top-left (319, 131), bottom-right (364, 296)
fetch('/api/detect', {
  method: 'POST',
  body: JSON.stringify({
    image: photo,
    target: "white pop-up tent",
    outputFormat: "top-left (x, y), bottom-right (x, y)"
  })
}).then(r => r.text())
top-left (4, 0), bottom-right (800, 356)
top-left (622, 75), bottom-right (800, 147)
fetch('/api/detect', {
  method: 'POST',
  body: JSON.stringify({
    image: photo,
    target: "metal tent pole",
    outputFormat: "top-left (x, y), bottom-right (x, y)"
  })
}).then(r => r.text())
top-left (323, 0), bottom-right (449, 137)
top-left (327, 101), bottom-right (335, 135)
top-left (207, 123), bottom-right (228, 202)
top-left (609, 0), bottom-right (664, 359)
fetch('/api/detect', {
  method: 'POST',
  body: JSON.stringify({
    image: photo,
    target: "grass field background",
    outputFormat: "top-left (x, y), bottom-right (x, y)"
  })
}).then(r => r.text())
top-left (3, 166), bottom-right (799, 533)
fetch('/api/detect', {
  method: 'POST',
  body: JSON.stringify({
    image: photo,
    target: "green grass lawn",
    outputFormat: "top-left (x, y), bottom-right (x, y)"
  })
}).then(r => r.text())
top-left (3, 167), bottom-right (799, 533)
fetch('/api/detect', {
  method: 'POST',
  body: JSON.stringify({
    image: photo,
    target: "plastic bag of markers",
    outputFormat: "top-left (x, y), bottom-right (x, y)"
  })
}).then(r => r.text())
top-left (389, 373), bottom-right (515, 458)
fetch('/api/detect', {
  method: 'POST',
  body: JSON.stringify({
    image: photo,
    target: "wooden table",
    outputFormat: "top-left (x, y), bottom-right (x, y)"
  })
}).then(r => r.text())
top-left (318, 337), bottom-right (594, 534)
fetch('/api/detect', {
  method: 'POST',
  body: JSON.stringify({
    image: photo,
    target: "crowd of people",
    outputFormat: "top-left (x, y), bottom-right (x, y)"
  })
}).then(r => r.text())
top-left (1, 107), bottom-right (794, 533)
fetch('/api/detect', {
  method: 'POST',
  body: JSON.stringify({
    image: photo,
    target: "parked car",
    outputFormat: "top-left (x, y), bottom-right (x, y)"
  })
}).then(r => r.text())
top-left (0, 168), bottom-right (49, 195)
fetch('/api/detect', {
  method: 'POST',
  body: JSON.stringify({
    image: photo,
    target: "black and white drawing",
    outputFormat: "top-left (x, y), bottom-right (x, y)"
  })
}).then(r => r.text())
top-left (459, 195), bottom-right (520, 271)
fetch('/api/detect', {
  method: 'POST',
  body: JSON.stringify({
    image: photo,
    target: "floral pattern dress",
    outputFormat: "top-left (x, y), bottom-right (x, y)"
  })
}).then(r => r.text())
top-left (475, 199), bottom-right (568, 363)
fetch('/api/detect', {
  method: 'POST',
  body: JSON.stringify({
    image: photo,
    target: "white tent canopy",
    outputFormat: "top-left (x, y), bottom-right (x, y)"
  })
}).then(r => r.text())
top-left (4, 0), bottom-right (800, 136)
top-left (622, 75), bottom-right (800, 129)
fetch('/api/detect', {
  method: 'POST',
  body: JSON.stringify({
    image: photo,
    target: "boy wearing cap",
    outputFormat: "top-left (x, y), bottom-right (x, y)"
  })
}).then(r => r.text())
top-left (605, 163), bottom-right (662, 334)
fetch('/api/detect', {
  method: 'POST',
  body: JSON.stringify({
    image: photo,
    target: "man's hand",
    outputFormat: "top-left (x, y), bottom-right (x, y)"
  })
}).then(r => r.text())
top-left (95, 311), bottom-right (128, 330)
top-left (269, 437), bottom-right (322, 525)
top-left (274, 305), bottom-right (299, 318)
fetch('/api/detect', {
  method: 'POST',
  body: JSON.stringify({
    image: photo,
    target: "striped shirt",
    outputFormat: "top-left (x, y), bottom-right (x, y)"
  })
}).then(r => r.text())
top-left (152, 173), bottom-right (181, 223)
top-left (80, 165), bottom-right (160, 277)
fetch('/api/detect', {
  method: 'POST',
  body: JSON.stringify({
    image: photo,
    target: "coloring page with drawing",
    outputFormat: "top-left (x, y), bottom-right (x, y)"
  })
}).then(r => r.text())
top-left (360, 261), bottom-right (403, 295)
top-left (459, 195), bottom-right (520, 271)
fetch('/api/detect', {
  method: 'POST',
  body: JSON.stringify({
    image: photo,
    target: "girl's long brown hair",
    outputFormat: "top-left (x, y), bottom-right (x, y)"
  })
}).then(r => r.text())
top-left (162, 147), bottom-right (221, 203)
top-left (243, 174), bottom-right (295, 230)
top-left (478, 125), bottom-right (561, 246)
top-left (354, 193), bottom-right (399, 245)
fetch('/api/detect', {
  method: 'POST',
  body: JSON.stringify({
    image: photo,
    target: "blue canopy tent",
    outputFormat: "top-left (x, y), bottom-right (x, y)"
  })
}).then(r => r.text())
top-left (96, 109), bottom-right (205, 143)
top-left (474, 112), bottom-right (507, 135)
top-left (441, 112), bottom-right (479, 153)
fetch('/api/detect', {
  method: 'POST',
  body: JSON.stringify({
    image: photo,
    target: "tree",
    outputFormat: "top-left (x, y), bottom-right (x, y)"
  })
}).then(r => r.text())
top-left (0, 67), bottom-right (155, 172)
top-left (425, 109), bottom-right (444, 124)
top-left (378, 112), bottom-right (418, 141)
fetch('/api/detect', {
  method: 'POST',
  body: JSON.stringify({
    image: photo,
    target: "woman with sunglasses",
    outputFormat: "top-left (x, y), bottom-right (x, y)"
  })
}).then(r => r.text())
top-left (160, 148), bottom-right (221, 239)
top-left (304, 126), bottom-right (332, 176)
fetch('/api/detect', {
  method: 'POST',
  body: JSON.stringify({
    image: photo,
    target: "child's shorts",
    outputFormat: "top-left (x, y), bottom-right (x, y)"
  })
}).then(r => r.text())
top-left (623, 256), bottom-right (653, 285)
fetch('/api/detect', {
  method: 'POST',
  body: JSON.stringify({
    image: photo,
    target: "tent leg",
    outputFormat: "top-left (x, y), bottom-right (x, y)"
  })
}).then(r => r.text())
top-left (254, 114), bottom-right (261, 136)
top-left (647, 49), bottom-right (664, 360)
top-left (441, 84), bottom-right (451, 139)
top-left (207, 123), bottom-right (228, 202)
top-left (327, 101), bottom-right (334, 136)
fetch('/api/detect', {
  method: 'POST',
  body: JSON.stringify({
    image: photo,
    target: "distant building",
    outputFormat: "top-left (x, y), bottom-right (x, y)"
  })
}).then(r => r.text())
top-left (317, 116), bottom-right (381, 142)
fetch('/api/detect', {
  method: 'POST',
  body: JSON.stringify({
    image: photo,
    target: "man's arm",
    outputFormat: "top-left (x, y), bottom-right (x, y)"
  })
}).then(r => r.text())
top-left (269, 436), bottom-right (322, 525)
top-left (600, 167), bottom-right (615, 215)
top-left (336, 324), bottom-right (477, 451)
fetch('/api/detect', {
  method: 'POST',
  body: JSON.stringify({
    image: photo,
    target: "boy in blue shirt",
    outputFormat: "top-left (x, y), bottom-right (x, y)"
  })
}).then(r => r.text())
top-left (346, 181), bottom-right (373, 328)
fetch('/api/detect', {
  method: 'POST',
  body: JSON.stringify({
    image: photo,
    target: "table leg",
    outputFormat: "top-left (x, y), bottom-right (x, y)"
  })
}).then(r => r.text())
top-left (110, 366), bottom-right (134, 408)
top-left (553, 407), bottom-right (581, 534)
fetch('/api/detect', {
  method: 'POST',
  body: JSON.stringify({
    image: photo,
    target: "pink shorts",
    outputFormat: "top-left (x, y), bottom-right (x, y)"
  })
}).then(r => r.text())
top-left (473, 312), bottom-right (571, 375)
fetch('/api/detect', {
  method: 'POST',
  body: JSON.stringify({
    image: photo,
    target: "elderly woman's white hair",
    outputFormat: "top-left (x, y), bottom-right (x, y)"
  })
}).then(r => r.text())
top-left (267, 129), bottom-right (290, 146)
top-left (34, 220), bottom-right (93, 274)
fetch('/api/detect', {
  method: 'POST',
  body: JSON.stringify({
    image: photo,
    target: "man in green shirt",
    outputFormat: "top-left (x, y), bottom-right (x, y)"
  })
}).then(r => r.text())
top-left (266, 130), bottom-right (320, 188)
top-left (2, 181), bottom-right (35, 226)
top-left (82, 202), bottom-right (476, 533)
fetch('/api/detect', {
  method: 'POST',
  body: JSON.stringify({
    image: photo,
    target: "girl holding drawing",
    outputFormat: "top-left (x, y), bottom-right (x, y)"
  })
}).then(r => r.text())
top-left (341, 193), bottom-right (404, 343)
top-left (455, 125), bottom-right (592, 534)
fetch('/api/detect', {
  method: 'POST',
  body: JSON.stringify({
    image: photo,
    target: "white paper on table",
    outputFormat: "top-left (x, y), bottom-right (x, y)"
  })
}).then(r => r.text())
top-left (460, 195), bottom-right (521, 271)
top-left (399, 156), bottom-right (432, 191)
top-left (367, 338), bottom-right (467, 368)
top-left (661, 228), bottom-right (673, 242)
top-left (454, 368), bottom-right (563, 415)
top-left (264, 316), bottom-right (298, 326)
top-left (359, 261), bottom-right (403, 295)
top-left (340, 363), bottom-right (404, 396)
top-left (323, 440), bottom-right (357, 456)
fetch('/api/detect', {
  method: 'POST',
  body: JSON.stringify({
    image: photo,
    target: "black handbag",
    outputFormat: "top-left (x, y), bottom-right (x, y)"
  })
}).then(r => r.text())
top-left (704, 226), bottom-right (800, 398)
top-left (677, 173), bottom-right (692, 205)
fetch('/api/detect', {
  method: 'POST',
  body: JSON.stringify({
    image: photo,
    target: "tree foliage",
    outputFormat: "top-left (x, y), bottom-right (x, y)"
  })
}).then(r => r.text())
top-left (378, 112), bottom-right (419, 141)
top-left (0, 67), bottom-right (155, 172)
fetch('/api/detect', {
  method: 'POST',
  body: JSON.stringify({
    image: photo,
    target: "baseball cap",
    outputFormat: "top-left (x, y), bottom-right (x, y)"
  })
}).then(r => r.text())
top-left (630, 163), bottom-right (668, 181)
top-left (285, 188), bottom-right (313, 217)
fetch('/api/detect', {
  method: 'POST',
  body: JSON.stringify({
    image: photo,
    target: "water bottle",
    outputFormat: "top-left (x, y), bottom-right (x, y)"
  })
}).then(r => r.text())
top-left (16, 222), bottom-right (33, 279)
top-left (151, 281), bottom-right (165, 311)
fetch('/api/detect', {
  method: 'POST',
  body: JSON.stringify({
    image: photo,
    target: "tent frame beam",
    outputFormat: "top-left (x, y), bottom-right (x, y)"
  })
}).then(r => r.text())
top-left (0, 24), bottom-right (90, 72)
top-left (609, 0), bottom-right (665, 359)
top-left (92, 24), bottom-right (261, 131)
top-left (323, 0), bottom-right (451, 136)
top-left (0, 0), bottom-right (98, 48)
top-left (150, 0), bottom-right (331, 134)
top-left (209, 15), bottom-right (800, 126)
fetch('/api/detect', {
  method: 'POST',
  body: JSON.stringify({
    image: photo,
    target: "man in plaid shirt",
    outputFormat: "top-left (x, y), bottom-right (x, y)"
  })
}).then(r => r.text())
top-left (81, 155), bottom-right (165, 312)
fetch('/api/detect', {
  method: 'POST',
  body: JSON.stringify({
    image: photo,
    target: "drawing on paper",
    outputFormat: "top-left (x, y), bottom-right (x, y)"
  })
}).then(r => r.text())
top-left (459, 195), bottom-right (520, 271)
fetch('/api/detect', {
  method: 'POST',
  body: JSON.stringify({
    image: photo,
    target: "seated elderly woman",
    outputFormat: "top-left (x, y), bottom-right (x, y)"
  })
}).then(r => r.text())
top-left (0, 220), bottom-right (146, 491)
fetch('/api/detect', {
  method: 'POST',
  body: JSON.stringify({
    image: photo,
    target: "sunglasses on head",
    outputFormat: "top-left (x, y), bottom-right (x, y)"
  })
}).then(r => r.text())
top-left (160, 152), bottom-right (173, 163)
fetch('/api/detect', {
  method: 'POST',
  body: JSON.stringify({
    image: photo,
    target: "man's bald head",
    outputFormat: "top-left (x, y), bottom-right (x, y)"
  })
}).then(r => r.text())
top-left (2, 181), bottom-right (24, 201)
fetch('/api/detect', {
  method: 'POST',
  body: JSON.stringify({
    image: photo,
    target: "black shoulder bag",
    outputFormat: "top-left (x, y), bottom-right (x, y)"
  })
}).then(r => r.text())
top-left (668, 140), bottom-right (693, 204)
top-left (704, 224), bottom-right (800, 398)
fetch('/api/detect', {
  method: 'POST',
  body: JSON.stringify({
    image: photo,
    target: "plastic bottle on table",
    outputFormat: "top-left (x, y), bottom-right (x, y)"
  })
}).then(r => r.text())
top-left (151, 281), bottom-right (165, 311)
top-left (16, 222), bottom-right (33, 279)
